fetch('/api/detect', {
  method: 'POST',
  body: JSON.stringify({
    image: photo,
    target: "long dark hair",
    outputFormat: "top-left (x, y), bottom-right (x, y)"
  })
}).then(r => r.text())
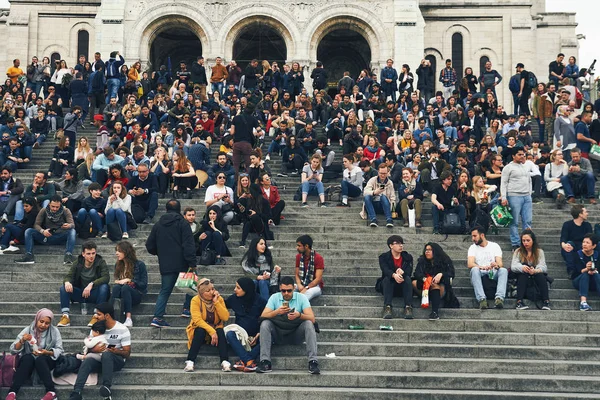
top-left (517, 228), bottom-right (541, 267)
top-left (247, 183), bottom-right (264, 214)
top-left (115, 240), bottom-right (137, 280)
top-left (420, 242), bottom-right (453, 274)
top-left (241, 237), bottom-right (274, 270)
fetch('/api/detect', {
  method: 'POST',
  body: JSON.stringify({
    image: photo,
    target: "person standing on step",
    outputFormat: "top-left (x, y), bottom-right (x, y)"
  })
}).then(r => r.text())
top-left (15, 194), bottom-right (77, 265)
top-left (230, 102), bottom-right (262, 178)
top-left (468, 226), bottom-right (507, 310)
top-left (256, 276), bottom-right (320, 374)
top-left (147, 199), bottom-right (196, 327)
top-left (68, 302), bottom-right (131, 400)
top-left (294, 235), bottom-right (324, 302)
top-left (571, 234), bottom-right (600, 311)
top-left (500, 147), bottom-right (532, 250)
top-left (57, 240), bottom-right (110, 328)
top-left (378, 235), bottom-right (414, 320)
top-left (4, 308), bottom-right (63, 400)
top-left (126, 163), bottom-right (158, 224)
top-left (184, 278), bottom-right (231, 373)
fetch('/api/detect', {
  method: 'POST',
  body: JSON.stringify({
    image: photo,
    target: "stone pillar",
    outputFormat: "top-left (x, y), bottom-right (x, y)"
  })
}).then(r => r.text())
top-left (95, 0), bottom-right (126, 59)
top-left (392, 0), bottom-right (424, 74)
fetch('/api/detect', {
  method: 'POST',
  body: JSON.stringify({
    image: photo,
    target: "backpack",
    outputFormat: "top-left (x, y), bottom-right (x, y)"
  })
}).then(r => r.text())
top-left (470, 206), bottom-right (490, 234)
top-left (594, 223), bottom-right (600, 238)
top-left (441, 212), bottom-right (463, 235)
top-left (325, 185), bottom-right (342, 202)
top-left (524, 274), bottom-right (553, 309)
top-left (509, 74), bottom-right (520, 94)
top-left (106, 221), bottom-right (123, 242)
top-left (0, 352), bottom-right (19, 387)
top-left (527, 71), bottom-right (538, 90)
top-left (77, 215), bottom-right (98, 239)
top-left (131, 203), bottom-right (146, 224)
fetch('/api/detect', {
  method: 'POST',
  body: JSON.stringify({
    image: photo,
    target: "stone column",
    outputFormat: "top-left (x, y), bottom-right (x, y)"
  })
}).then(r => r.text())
top-left (95, 0), bottom-right (126, 59)
top-left (393, 0), bottom-right (425, 74)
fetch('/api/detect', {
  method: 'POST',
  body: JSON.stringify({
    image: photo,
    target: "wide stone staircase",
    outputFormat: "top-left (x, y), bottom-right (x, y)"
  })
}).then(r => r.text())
top-left (2, 124), bottom-right (600, 399)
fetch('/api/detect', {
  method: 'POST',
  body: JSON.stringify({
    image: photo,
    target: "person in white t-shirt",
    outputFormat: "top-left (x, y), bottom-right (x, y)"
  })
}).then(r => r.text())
top-left (467, 226), bottom-right (507, 309)
top-left (204, 174), bottom-right (235, 223)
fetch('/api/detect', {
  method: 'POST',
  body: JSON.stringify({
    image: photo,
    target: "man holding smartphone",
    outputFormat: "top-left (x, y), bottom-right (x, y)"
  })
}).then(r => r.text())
top-left (256, 276), bottom-right (319, 375)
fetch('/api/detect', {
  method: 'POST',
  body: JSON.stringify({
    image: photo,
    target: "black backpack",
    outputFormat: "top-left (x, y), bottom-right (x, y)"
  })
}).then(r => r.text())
top-left (470, 206), bottom-right (490, 234)
top-left (441, 212), bottom-right (463, 235)
top-left (76, 215), bottom-right (98, 239)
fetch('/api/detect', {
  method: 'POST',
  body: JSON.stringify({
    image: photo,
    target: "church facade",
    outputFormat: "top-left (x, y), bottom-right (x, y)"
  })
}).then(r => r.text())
top-left (0, 0), bottom-right (578, 104)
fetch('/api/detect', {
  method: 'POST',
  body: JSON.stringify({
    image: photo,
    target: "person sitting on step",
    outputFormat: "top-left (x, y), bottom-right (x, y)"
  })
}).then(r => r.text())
top-left (184, 278), bottom-right (232, 373)
top-left (561, 204), bottom-right (593, 278)
top-left (256, 276), bottom-right (320, 374)
top-left (362, 162), bottom-right (396, 228)
top-left (15, 194), bottom-right (77, 265)
top-left (337, 153), bottom-right (364, 207)
top-left (4, 308), bottom-right (64, 400)
top-left (398, 167), bottom-right (423, 227)
top-left (561, 147), bottom-right (597, 205)
top-left (68, 302), bottom-right (131, 400)
top-left (468, 225), bottom-right (507, 309)
top-left (110, 240), bottom-right (148, 327)
top-left (126, 163), bottom-right (158, 224)
top-left (512, 229), bottom-right (551, 310)
top-left (378, 235), bottom-right (414, 320)
top-left (571, 233), bottom-right (600, 312)
top-left (294, 234), bottom-right (324, 302)
top-left (299, 154), bottom-right (328, 207)
top-left (0, 197), bottom-right (38, 254)
top-left (225, 277), bottom-right (268, 372)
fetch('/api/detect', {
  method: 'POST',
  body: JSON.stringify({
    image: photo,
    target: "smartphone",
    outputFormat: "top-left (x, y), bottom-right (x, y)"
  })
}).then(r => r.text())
top-left (379, 184), bottom-right (385, 190)
top-left (282, 301), bottom-right (289, 308)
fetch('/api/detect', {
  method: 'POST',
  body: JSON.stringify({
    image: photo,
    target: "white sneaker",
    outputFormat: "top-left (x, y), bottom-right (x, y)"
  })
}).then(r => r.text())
top-left (124, 317), bottom-right (133, 327)
top-left (3, 245), bottom-right (20, 254)
top-left (221, 360), bottom-right (232, 372)
top-left (184, 360), bottom-right (194, 372)
top-left (1, 213), bottom-right (7, 223)
top-left (122, 232), bottom-right (129, 239)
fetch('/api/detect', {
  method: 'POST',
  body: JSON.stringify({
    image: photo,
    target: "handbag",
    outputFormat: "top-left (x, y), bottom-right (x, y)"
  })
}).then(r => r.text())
top-left (490, 204), bottom-right (513, 227)
top-left (1, 351), bottom-right (19, 387)
top-left (590, 145), bottom-right (600, 161)
top-left (175, 268), bottom-right (199, 295)
top-left (199, 248), bottom-right (217, 266)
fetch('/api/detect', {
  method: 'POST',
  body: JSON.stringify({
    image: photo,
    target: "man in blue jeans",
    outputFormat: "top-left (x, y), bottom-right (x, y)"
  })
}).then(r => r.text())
top-left (431, 171), bottom-right (466, 234)
top-left (57, 241), bottom-right (110, 327)
top-left (15, 195), bottom-right (77, 265)
top-left (560, 205), bottom-right (592, 277)
top-left (362, 163), bottom-right (395, 228)
top-left (467, 226), bottom-right (507, 309)
top-left (561, 148), bottom-right (597, 205)
top-left (500, 147), bottom-right (532, 249)
top-left (146, 200), bottom-right (196, 327)
top-left (104, 51), bottom-right (124, 104)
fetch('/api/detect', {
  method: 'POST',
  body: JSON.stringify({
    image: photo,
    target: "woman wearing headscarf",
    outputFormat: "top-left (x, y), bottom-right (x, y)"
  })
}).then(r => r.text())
top-left (553, 105), bottom-right (576, 162)
top-left (5, 308), bottom-right (63, 400)
top-left (413, 242), bottom-right (458, 320)
top-left (184, 278), bottom-right (231, 373)
top-left (225, 277), bottom-right (267, 372)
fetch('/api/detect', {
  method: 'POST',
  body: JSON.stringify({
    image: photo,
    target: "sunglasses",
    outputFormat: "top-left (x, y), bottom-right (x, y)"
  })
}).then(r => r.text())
top-left (280, 289), bottom-right (293, 293)
top-left (217, 176), bottom-right (226, 179)
top-left (239, 173), bottom-right (249, 177)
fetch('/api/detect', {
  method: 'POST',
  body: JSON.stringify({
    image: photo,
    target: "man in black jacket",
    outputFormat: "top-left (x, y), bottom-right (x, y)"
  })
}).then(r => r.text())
top-left (127, 164), bottom-right (158, 224)
top-left (310, 62), bottom-right (328, 90)
top-left (378, 235), bottom-right (413, 319)
top-left (190, 56), bottom-right (207, 101)
top-left (147, 199), bottom-right (196, 327)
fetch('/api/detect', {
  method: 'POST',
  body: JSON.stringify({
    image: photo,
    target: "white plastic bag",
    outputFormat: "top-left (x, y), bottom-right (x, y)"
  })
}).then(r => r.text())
top-left (408, 208), bottom-right (416, 227)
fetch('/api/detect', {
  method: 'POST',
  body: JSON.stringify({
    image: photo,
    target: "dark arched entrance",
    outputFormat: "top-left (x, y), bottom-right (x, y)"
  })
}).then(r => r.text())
top-left (232, 22), bottom-right (287, 70)
top-left (150, 27), bottom-right (202, 75)
top-left (317, 29), bottom-right (371, 94)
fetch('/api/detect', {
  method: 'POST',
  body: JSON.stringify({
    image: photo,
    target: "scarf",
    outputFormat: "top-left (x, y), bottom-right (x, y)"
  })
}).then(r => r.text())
top-left (32, 308), bottom-right (54, 345)
top-left (299, 250), bottom-right (315, 287)
top-left (198, 278), bottom-right (215, 313)
top-left (236, 277), bottom-right (256, 313)
top-left (366, 145), bottom-right (378, 153)
top-left (45, 203), bottom-right (64, 224)
top-left (402, 177), bottom-right (416, 193)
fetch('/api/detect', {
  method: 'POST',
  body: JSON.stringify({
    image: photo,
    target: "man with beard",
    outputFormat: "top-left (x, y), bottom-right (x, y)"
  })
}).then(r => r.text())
top-left (467, 226), bottom-right (506, 309)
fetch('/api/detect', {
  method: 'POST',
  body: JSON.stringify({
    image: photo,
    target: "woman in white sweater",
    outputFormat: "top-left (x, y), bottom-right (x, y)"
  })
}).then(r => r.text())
top-left (543, 148), bottom-right (569, 208)
top-left (103, 181), bottom-right (132, 239)
top-left (511, 229), bottom-right (550, 310)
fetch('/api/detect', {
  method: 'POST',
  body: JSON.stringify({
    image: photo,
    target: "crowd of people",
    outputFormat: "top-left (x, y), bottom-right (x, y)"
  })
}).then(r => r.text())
top-left (2, 49), bottom-right (600, 400)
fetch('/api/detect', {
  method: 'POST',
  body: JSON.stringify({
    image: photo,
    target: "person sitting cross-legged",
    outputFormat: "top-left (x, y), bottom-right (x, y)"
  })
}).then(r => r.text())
top-left (15, 194), bottom-right (77, 265)
top-left (362, 162), bottom-right (396, 228)
top-left (57, 240), bottom-right (110, 328)
top-left (256, 276), bottom-right (320, 374)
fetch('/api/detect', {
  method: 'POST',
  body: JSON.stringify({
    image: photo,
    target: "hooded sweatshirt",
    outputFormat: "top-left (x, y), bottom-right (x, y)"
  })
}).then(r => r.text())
top-left (146, 211), bottom-right (196, 274)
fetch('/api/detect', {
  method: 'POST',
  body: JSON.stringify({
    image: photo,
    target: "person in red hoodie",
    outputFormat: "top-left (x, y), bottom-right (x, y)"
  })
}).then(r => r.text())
top-left (258, 172), bottom-right (285, 225)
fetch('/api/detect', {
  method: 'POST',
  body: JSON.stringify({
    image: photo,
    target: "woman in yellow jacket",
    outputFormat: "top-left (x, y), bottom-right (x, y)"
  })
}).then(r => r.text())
top-left (184, 278), bottom-right (231, 372)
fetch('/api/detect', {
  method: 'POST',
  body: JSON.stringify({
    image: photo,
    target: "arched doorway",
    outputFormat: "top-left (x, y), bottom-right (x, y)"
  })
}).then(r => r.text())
top-left (317, 29), bottom-right (371, 94)
top-left (232, 22), bottom-right (287, 70)
top-left (150, 26), bottom-right (202, 75)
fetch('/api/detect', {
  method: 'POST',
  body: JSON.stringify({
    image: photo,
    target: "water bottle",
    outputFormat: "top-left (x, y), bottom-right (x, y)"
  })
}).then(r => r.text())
top-left (81, 302), bottom-right (88, 315)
